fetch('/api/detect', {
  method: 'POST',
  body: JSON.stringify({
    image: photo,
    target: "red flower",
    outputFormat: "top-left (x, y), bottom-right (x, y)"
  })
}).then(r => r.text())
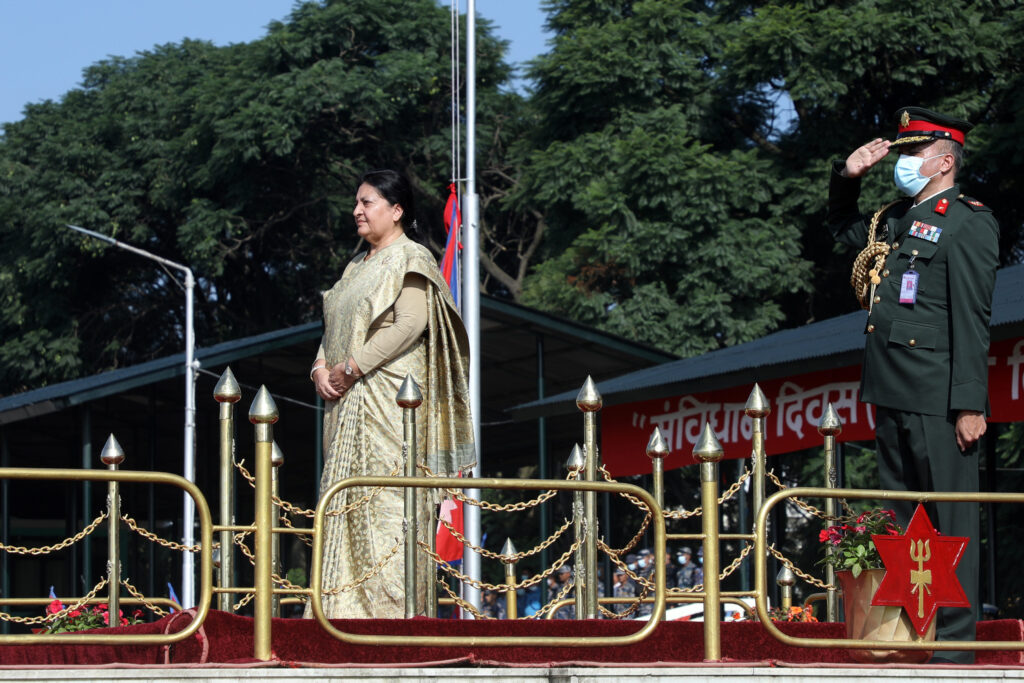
top-left (45, 599), bottom-right (63, 615)
top-left (133, 609), bottom-right (143, 619)
top-left (102, 611), bottom-right (110, 625)
top-left (818, 529), bottom-right (829, 542)
top-left (68, 610), bottom-right (81, 618)
top-left (120, 617), bottom-right (129, 626)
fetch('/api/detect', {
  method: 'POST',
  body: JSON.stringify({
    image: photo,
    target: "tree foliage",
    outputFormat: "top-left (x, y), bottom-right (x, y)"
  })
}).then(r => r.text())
top-left (2, 0), bottom-right (1024, 393)
top-left (514, 0), bottom-right (813, 356)
top-left (0, 0), bottom-right (517, 394)
top-left (514, 0), bottom-right (1024, 354)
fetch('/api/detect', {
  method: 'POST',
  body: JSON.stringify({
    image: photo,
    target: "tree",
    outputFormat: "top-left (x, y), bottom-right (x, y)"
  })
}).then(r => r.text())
top-left (515, 0), bottom-right (1024, 356)
top-left (720, 0), bottom-right (1024, 321)
top-left (514, 0), bottom-right (813, 357)
top-left (0, 0), bottom-right (518, 394)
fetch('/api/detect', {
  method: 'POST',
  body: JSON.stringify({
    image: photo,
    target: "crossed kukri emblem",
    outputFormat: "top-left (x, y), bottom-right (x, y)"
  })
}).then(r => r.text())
top-left (872, 504), bottom-right (970, 636)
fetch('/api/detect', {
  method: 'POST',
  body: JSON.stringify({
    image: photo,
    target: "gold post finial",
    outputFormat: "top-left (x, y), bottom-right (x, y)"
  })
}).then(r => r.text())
top-left (100, 433), bottom-right (125, 466)
top-left (575, 375), bottom-right (603, 412)
top-left (566, 443), bottom-right (584, 472)
top-left (776, 565), bottom-right (796, 587)
top-left (501, 538), bottom-right (517, 562)
top-left (645, 427), bottom-right (669, 460)
top-left (818, 402), bottom-right (843, 436)
top-left (213, 367), bottom-right (242, 403)
top-left (248, 385), bottom-right (280, 424)
top-left (271, 441), bottom-right (284, 467)
top-left (396, 374), bottom-right (423, 409)
top-left (744, 383), bottom-right (771, 418)
top-left (693, 422), bottom-right (724, 463)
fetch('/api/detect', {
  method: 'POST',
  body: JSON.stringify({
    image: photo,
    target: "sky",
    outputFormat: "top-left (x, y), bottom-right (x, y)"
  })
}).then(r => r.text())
top-left (0, 0), bottom-right (550, 126)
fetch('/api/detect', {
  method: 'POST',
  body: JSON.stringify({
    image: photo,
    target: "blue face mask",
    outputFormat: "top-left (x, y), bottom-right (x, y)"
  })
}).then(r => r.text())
top-left (893, 153), bottom-right (944, 196)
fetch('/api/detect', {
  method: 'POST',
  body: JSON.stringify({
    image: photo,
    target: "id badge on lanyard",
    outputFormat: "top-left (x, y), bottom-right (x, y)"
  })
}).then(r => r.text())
top-left (899, 253), bottom-right (919, 304)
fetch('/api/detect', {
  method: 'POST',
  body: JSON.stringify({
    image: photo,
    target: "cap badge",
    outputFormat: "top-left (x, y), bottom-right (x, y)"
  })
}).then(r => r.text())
top-left (900, 111), bottom-right (911, 128)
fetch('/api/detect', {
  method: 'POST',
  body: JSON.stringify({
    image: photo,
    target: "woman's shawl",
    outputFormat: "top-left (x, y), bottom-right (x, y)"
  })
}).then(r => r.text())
top-left (321, 236), bottom-right (475, 476)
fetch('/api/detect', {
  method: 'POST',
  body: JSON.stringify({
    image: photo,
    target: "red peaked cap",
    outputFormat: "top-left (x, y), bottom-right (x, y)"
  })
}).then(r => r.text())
top-left (891, 106), bottom-right (973, 148)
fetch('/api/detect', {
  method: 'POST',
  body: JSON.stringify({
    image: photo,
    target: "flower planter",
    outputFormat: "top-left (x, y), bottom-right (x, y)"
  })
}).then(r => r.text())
top-left (836, 568), bottom-right (935, 664)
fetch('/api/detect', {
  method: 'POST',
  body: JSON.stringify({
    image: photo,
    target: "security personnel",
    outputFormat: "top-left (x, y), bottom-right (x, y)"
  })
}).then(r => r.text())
top-left (828, 107), bottom-right (999, 663)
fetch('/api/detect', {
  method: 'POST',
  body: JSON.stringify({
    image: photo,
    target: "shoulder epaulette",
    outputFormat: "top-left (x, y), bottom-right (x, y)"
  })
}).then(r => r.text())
top-left (958, 195), bottom-right (992, 212)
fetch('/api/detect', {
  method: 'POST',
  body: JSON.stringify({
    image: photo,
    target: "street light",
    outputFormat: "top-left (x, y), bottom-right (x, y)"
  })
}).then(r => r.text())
top-left (66, 224), bottom-right (199, 608)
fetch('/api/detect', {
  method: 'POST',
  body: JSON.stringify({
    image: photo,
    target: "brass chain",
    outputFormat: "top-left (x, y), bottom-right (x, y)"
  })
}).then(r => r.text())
top-left (682, 542), bottom-right (756, 594)
top-left (598, 571), bottom-right (649, 620)
top-left (437, 515), bottom-right (573, 562)
top-left (230, 529), bottom-right (308, 593)
top-left (120, 578), bottom-right (169, 618)
top-left (279, 513), bottom-right (313, 547)
top-left (768, 545), bottom-right (834, 590)
top-left (418, 463), bottom-right (561, 511)
top-left (664, 467), bottom-right (752, 520)
top-left (121, 514), bottom-right (205, 552)
top-left (420, 536), bottom-right (583, 592)
top-left (436, 577), bottom-right (489, 619)
top-left (531, 577), bottom-right (575, 620)
top-left (602, 510), bottom-right (651, 557)
top-left (764, 470), bottom-right (856, 523)
top-left (235, 458), bottom-right (397, 518)
top-left (233, 592), bottom-right (255, 611)
top-left (0, 511), bottom-right (107, 555)
top-left (320, 541), bottom-right (402, 596)
top-left (0, 578), bottom-right (109, 625)
top-left (598, 538), bottom-right (654, 590)
top-left (598, 466), bottom-right (650, 511)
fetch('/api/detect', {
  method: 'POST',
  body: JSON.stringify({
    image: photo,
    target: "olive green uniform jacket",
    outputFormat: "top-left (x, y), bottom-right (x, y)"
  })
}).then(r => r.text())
top-left (827, 162), bottom-right (999, 417)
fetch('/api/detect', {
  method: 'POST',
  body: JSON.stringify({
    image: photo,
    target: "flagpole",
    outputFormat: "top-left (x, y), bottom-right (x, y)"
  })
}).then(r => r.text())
top-left (461, 0), bottom-right (483, 616)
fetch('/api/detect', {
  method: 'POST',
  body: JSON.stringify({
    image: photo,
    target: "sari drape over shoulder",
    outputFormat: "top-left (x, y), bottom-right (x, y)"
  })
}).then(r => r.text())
top-left (310, 235), bottom-right (474, 619)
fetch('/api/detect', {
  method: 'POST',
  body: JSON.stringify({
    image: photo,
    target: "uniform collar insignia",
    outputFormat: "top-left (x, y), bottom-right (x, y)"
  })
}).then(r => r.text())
top-left (934, 198), bottom-right (949, 215)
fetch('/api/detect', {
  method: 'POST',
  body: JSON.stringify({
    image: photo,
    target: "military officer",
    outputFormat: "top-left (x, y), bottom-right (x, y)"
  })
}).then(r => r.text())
top-left (827, 107), bottom-right (1000, 663)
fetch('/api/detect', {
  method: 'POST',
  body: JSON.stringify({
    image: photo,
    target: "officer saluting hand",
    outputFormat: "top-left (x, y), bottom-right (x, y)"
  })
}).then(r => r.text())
top-left (828, 107), bottom-right (1000, 664)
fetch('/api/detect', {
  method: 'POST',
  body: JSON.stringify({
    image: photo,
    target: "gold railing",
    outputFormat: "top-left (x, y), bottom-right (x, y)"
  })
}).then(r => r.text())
top-left (755, 487), bottom-right (1024, 654)
top-left (308, 475), bottom-right (666, 647)
top-left (0, 467), bottom-right (213, 646)
top-left (3, 369), bottom-right (1020, 662)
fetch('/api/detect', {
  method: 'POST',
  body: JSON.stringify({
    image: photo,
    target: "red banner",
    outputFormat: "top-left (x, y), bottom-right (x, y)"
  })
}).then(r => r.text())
top-left (601, 336), bottom-right (1024, 477)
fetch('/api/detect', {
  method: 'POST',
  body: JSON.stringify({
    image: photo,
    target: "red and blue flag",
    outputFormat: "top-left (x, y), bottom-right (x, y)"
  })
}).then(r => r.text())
top-left (441, 183), bottom-right (462, 310)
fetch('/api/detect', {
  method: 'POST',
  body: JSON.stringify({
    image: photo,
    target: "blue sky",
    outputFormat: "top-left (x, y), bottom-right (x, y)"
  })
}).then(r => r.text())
top-left (0, 0), bottom-right (550, 126)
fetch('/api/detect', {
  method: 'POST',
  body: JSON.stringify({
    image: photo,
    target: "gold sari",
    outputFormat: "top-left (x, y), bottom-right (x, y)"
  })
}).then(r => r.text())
top-left (310, 235), bottom-right (474, 619)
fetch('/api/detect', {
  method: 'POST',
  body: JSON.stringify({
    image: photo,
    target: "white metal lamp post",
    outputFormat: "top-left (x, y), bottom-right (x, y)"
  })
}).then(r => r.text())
top-left (66, 224), bottom-right (199, 608)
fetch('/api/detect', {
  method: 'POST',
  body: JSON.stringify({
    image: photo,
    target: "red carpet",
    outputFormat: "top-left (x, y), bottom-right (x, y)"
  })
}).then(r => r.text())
top-left (1, 612), bottom-right (1021, 667)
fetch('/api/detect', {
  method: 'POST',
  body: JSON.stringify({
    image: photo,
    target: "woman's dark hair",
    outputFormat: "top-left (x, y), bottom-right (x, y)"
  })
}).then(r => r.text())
top-left (359, 169), bottom-right (422, 243)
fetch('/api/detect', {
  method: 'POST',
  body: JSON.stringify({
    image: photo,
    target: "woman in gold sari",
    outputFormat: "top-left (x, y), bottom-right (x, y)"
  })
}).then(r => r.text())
top-left (307, 169), bottom-right (474, 618)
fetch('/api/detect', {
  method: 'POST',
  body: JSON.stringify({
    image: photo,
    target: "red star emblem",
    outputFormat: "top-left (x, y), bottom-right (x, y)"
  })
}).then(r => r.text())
top-left (871, 504), bottom-right (969, 636)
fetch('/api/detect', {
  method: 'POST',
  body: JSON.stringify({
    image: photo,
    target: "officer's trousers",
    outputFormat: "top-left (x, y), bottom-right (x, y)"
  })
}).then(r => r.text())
top-left (875, 407), bottom-right (980, 664)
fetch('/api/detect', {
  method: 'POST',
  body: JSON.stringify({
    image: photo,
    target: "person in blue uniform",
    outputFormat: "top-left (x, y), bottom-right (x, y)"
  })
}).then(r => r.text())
top-left (828, 107), bottom-right (1000, 663)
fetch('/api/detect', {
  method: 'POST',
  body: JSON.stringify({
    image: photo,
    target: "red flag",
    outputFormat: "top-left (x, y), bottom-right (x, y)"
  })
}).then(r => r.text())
top-left (436, 475), bottom-right (464, 563)
top-left (441, 184), bottom-right (461, 309)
